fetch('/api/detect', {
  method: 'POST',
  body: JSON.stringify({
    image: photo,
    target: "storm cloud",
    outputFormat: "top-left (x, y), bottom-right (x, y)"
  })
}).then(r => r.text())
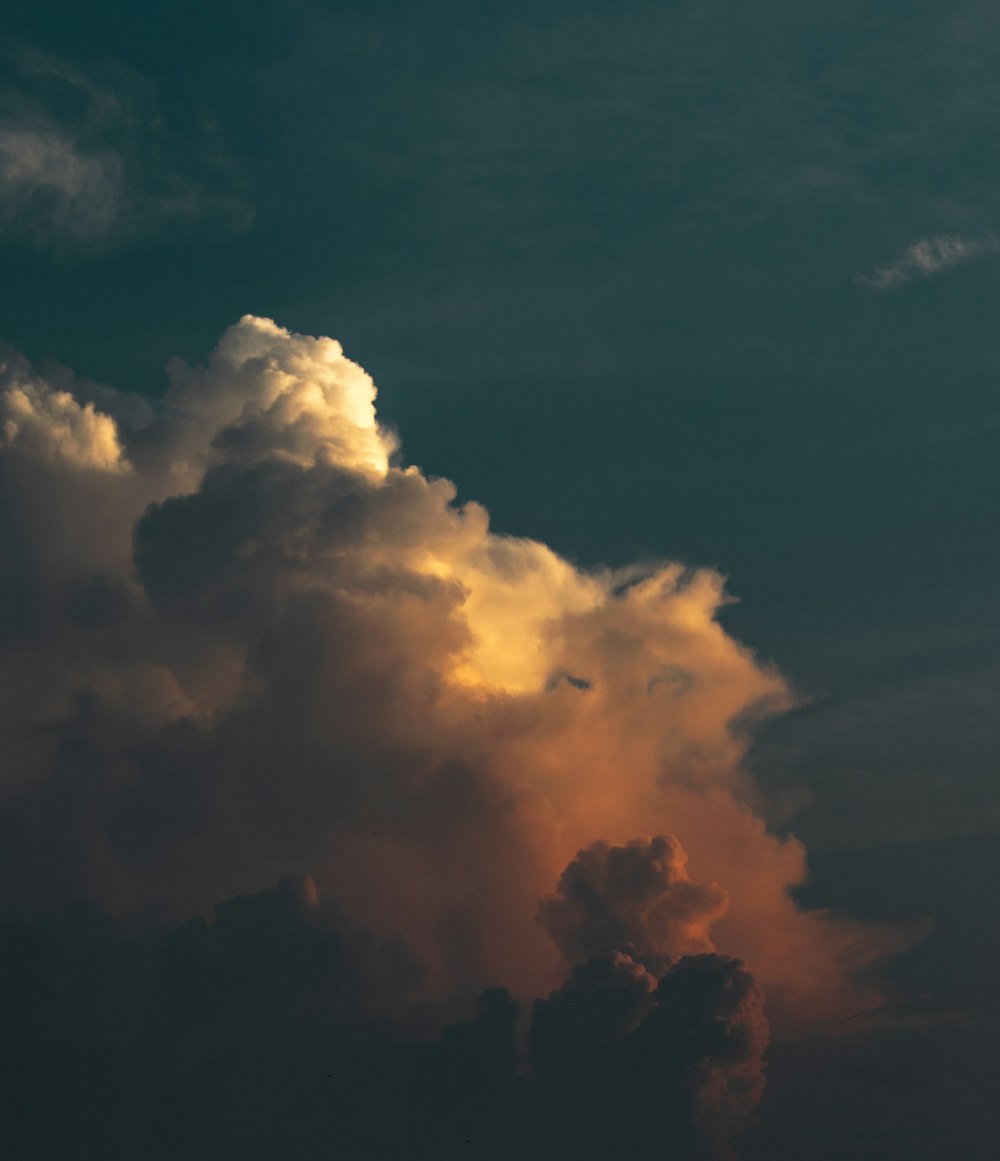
top-left (0, 317), bottom-right (906, 1156)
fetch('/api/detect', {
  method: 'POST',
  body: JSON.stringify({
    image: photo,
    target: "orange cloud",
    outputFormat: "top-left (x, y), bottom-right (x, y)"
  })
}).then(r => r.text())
top-left (0, 316), bottom-right (906, 1038)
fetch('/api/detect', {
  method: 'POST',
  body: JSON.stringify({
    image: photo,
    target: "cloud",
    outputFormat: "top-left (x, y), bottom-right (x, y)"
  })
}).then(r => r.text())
top-left (858, 233), bottom-right (1000, 292)
top-left (638, 953), bottom-right (769, 1159)
top-left (529, 952), bottom-right (658, 1073)
top-left (0, 877), bottom-right (425, 1161)
top-left (0, 50), bottom-right (252, 253)
top-left (162, 314), bottom-right (395, 477)
top-left (0, 317), bottom-right (904, 1010)
top-left (539, 835), bottom-right (729, 973)
top-left (528, 949), bottom-right (767, 1160)
top-left (0, 121), bottom-right (121, 243)
top-left (0, 354), bottom-right (129, 472)
top-left (0, 315), bottom-right (916, 1155)
top-left (0, 873), bottom-right (772, 1160)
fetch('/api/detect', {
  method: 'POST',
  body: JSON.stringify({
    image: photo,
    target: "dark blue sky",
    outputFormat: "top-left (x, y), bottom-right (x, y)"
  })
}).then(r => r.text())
top-left (5, 3), bottom-right (1000, 851)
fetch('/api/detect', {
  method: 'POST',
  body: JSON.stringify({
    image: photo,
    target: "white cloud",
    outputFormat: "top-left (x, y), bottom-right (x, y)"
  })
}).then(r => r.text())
top-left (164, 315), bottom-right (397, 478)
top-left (0, 358), bottom-right (129, 472)
top-left (858, 233), bottom-right (1000, 292)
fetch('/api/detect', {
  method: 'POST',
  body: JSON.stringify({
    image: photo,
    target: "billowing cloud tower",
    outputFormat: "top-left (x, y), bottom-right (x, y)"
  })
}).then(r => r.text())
top-left (0, 318), bottom-right (902, 1158)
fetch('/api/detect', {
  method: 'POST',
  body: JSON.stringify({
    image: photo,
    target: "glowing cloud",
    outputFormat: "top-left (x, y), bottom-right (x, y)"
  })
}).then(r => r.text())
top-left (0, 360), bottom-right (129, 472)
top-left (0, 317), bottom-right (901, 1043)
top-left (163, 316), bottom-right (395, 478)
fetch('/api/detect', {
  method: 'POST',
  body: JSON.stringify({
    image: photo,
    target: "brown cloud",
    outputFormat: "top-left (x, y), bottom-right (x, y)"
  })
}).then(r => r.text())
top-left (539, 835), bottom-right (729, 973)
top-left (0, 316), bottom-right (904, 1042)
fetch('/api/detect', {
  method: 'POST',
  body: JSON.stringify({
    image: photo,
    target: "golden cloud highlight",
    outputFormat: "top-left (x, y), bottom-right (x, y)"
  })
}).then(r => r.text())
top-left (0, 316), bottom-right (904, 1045)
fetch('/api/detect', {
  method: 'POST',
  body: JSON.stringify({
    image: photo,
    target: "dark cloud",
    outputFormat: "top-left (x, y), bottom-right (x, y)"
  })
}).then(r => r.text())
top-left (529, 951), bottom-right (657, 1075)
top-left (0, 877), bottom-right (425, 1161)
top-left (539, 835), bottom-right (730, 974)
top-left (0, 876), bottom-right (768, 1161)
top-left (528, 949), bottom-right (767, 1161)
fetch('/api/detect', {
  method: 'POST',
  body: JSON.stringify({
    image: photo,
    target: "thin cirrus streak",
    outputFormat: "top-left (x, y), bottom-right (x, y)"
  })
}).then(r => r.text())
top-left (0, 318), bottom-right (913, 1154)
top-left (857, 232), bottom-right (1000, 292)
top-left (0, 50), bottom-right (253, 252)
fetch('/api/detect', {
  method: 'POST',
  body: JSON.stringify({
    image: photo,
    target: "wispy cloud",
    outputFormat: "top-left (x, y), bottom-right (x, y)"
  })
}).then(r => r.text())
top-left (858, 234), bottom-right (1000, 293)
top-left (0, 50), bottom-right (252, 255)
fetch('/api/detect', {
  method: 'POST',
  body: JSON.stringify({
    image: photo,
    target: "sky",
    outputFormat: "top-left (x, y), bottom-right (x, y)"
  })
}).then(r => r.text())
top-left (1, 2), bottom-right (998, 1157)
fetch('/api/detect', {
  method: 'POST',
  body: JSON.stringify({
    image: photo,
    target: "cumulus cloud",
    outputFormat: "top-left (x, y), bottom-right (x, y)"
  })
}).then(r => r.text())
top-left (0, 874), bottom-right (769, 1160)
top-left (539, 835), bottom-right (729, 973)
top-left (0, 356), bottom-right (129, 472)
top-left (528, 950), bottom-right (767, 1160)
top-left (632, 954), bottom-right (769, 1158)
top-left (858, 233), bottom-right (1000, 292)
top-left (0, 877), bottom-right (424, 1160)
top-left (162, 314), bottom-right (395, 477)
top-left (0, 315), bottom-right (913, 1156)
top-left (0, 50), bottom-right (251, 252)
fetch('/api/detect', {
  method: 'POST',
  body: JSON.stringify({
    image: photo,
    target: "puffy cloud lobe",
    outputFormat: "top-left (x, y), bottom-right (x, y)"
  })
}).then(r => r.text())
top-left (531, 833), bottom-right (765, 1159)
top-left (0, 356), bottom-right (128, 472)
top-left (162, 315), bottom-right (395, 478)
top-left (632, 955), bottom-right (768, 1159)
top-left (539, 835), bottom-right (729, 972)
top-left (0, 350), bottom-right (145, 652)
top-left (529, 950), bottom-right (766, 1160)
top-left (0, 315), bottom-right (900, 1041)
top-left (529, 951), bottom-right (658, 1075)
